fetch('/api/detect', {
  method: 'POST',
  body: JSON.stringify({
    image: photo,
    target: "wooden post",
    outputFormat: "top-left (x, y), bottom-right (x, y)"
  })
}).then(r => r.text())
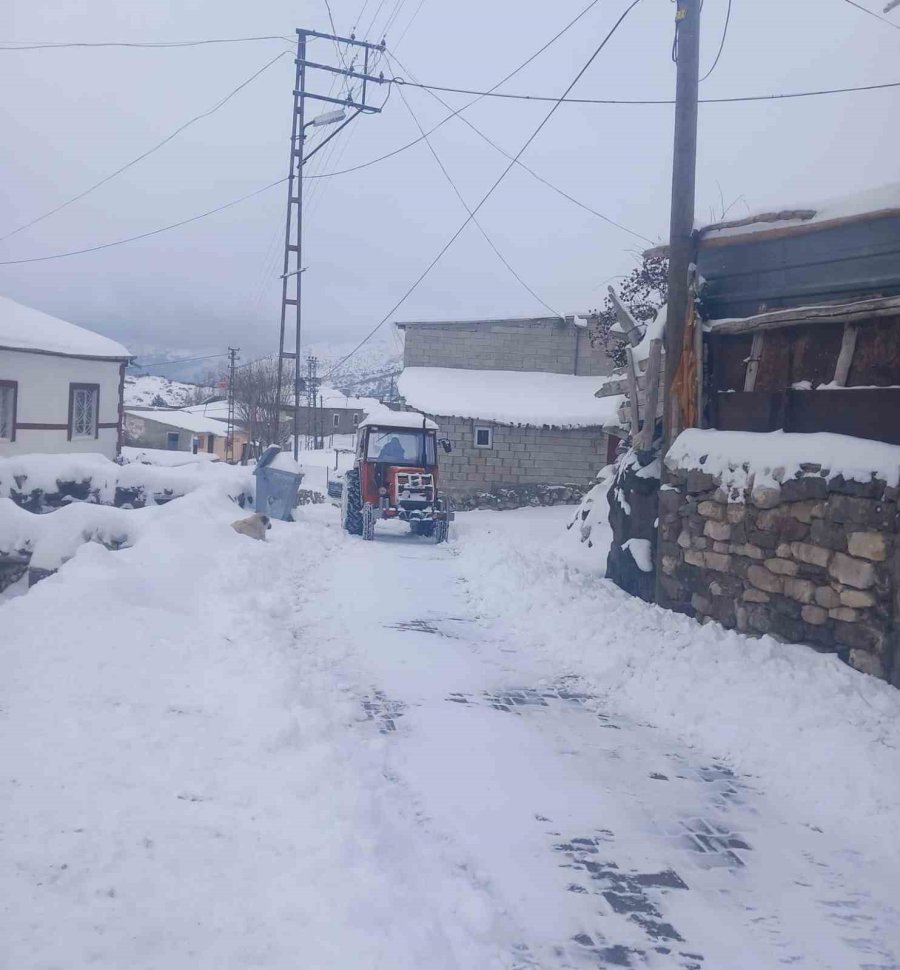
top-left (832, 324), bottom-right (858, 387)
top-left (743, 332), bottom-right (765, 391)
top-left (608, 287), bottom-right (643, 348)
top-left (694, 311), bottom-right (704, 427)
top-left (662, 0), bottom-right (701, 447)
top-left (637, 339), bottom-right (663, 451)
top-left (625, 347), bottom-right (641, 439)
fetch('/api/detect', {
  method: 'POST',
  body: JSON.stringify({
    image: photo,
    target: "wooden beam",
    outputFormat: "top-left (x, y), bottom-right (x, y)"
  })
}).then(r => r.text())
top-left (608, 287), bottom-right (643, 347)
top-left (743, 332), bottom-right (765, 391)
top-left (832, 323), bottom-right (859, 387)
top-left (694, 312), bottom-right (704, 428)
top-left (625, 347), bottom-right (641, 439)
top-left (706, 295), bottom-right (900, 335)
top-left (637, 338), bottom-right (663, 451)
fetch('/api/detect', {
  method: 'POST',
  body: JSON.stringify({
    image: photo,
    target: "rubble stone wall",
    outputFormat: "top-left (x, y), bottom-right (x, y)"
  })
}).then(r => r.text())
top-left (658, 462), bottom-right (900, 684)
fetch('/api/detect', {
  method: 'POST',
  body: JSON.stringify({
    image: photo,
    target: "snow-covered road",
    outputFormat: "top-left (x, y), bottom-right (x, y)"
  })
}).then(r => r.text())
top-left (3, 498), bottom-right (900, 968)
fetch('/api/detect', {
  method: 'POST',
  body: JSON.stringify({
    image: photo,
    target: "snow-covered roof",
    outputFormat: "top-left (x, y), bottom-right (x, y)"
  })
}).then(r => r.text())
top-left (125, 408), bottom-right (227, 436)
top-left (0, 294), bottom-right (131, 359)
top-left (697, 181), bottom-right (900, 242)
top-left (319, 386), bottom-right (379, 411)
top-left (398, 367), bottom-right (621, 428)
top-left (358, 404), bottom-right (438, 430)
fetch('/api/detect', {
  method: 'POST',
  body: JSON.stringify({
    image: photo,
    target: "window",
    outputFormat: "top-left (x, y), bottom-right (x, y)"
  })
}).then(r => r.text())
top-left (333, 413), bottom-right (340, 428)
top-left (352, 413), bottom-right (360, 426)
top-left (0, 381), bottom-right (17, 441)
top-left (365, 429), bottom-right (435, 465)
top-left (166, 431), bottom-right (180, 450)
top-left (474, 426), bottom-right (493, 449)
top-left (68, 383), bottom-right (99, 440)
top-left (207, 434), bottom-right (215, 453)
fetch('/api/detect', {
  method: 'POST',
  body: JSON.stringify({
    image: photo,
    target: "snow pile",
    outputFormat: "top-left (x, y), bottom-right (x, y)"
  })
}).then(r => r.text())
top-left (667, 428), bottom-right (900, 492)
top-left (0, 497), bottom-right (141, 570)
top-left (0, 294), bottom-right (130, 358)
top-left (0, 451), bottom-right (252, 508)
top-left (452, 513), bottom-right (900, 865)
top-left (564, 471), bottom-right (614, 565)
top-left (121, 446), bottom-right (218, 466)
top-left (124, 373), bottom-right (200, 407)
top-left (399, 367), bottom-right (621, 428)
top-left (1, 497), bottom-right (511, 968)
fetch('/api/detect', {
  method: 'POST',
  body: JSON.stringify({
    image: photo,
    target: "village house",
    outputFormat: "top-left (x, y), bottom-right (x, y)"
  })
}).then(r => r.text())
top-left (0, 295), bottom-right (131, 460)
top-left (282, 387), bottom-right (378, 441)
top-left (123, 405), bottom-right (247, 460)
top-left (395, 315), bottom-right (619, 508)
top-left (627, 184), bottom-right (900, 684)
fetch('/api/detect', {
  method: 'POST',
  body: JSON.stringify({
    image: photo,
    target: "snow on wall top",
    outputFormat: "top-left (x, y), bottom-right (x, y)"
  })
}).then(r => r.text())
top-left (0, 295), bottom-right (131, 359)
top-left (666, 428), bottom-right (900, 490)
top-left (358, 404), bottom-right (438, 430)
top-left (395, 315), bottom-right (567, 330)
top-left (698, 181), bottom-right (900, 242)
top-left (399, 367), bottom-right (621, 428)
top-left (319, 386), bottom-right (379, 411)
top-left (125, 408), bottom-right (227, 436)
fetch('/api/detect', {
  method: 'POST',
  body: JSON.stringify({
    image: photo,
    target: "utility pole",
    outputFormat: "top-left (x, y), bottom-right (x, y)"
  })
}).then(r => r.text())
top-left (662, 0), bottom-right (701, 447)
top-left (226, 346), bottom-right (239, 463)
top-left (274, 27), bottom-right (387, 460)
top-left (305, 355), bottom-right (320, 450)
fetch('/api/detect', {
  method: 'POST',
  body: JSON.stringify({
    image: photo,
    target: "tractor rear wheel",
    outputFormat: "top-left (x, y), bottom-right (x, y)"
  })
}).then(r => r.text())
top-left (362, 502), bottom-right (376, 541)
top-left (342, 468), bottom-right (363, 536)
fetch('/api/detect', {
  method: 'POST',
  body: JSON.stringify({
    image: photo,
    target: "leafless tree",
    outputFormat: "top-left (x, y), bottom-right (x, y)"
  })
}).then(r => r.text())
top-left (229, 356), bottom-right (291, 450)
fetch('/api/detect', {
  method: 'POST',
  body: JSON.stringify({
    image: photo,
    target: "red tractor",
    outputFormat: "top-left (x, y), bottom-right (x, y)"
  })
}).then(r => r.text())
top-left (341, 409), bottom-right (453, 542)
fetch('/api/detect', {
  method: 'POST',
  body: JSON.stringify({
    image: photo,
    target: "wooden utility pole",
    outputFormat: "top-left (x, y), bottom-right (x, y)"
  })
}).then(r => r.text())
top-left (663, 0), bottom-right (701, 447)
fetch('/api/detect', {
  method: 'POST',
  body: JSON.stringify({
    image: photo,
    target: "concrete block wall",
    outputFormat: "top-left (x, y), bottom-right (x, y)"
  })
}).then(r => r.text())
top-left (403, 319), bottom-right (611, 376)
top-left (432, 412), bottom-right (606, 502)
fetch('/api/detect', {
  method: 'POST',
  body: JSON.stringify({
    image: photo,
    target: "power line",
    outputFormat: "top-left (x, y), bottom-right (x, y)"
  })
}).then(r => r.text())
top-left (699, 0), bottom-right (732, 82)
top-left (131, 353), bottom-right (227, 369)
top-left (0, 176), bottom-right (287, 266)
top-left (395, 82), bottom-right (563, 317)
top-left (0, 50), bottom-right (290, 243)
top-left (325, 0), bottom-right (645, 381)
top-left (0, 36), bottom-right (295, 50)
top-left (388, 51), bottom-right (654, 245)
top-left (393, 0), bottom-right (429, 48)
top-left (841, 0), bottom-right (900, 31)
top-left (389, 74), bottom-right (900, 105)
top-left (304, 0), bottom-right (607, 183)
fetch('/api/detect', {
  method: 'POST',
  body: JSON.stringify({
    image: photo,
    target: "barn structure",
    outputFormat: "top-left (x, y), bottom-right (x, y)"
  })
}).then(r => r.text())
top-left (644, 184), bottom-right (900, 684)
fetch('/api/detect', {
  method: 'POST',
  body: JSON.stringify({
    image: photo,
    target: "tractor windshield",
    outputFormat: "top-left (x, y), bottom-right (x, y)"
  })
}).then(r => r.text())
top-left (366, 429), bottom-right (435, 466)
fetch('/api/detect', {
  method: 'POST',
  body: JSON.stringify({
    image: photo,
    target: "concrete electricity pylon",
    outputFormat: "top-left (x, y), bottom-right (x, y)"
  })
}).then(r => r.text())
top-left (275, 27), bottom-right (387, 459)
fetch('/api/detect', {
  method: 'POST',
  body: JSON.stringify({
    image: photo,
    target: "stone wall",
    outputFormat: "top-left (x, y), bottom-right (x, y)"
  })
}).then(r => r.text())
top-left (402, 319), bottom-right (612, 376)
top-left (431, 412), bottom-right (606, 506)
top-left (658, 462), bottom-right (900, 684)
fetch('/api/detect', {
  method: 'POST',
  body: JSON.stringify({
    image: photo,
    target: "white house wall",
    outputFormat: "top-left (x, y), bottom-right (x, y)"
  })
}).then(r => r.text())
top-left (0, 349), bottom-right (122, 459)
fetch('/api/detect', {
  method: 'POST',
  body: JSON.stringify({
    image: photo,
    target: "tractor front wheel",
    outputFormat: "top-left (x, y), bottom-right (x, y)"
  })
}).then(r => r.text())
top-left (342, 468), bottom-right (363, 536)
top-left (434, 499), bottom-right (451, 544)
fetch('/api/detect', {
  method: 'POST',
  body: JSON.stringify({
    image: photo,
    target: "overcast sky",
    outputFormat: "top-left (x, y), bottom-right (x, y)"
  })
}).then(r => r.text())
top-left (1, 0), bottom-right (898, 365)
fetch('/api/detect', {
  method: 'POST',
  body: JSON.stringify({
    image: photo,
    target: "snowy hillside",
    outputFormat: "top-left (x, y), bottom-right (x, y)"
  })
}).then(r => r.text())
top-left (124, 373), bottom-right (202, 407)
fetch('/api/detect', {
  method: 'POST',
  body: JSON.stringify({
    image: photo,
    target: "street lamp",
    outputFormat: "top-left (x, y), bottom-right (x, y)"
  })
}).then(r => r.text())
top-left (308, 108), bottom-right (346, 128)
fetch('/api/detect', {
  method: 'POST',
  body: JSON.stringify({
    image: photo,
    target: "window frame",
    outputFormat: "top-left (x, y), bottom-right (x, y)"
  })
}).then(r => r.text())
top-left (332, 412), bottom-right (340, 428)
top-left (67, 382), bottom-right (100, 441)
top-left (352, 412), bottom-right (360, 427)
top-left (166, 431), bottom-right (180, 450)
top-left (474, 425), bottom-right (493, 449)
top-left (0, 379), bottom-right (18, 442)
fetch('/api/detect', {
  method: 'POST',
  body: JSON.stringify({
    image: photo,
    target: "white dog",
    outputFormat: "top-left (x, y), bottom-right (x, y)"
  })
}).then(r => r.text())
top-left (231, 512), bottom-right (272, 541)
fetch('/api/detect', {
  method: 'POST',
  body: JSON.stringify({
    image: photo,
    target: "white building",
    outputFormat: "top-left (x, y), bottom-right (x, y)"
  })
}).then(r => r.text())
top-left (0, 295), bottom-right (132, 459)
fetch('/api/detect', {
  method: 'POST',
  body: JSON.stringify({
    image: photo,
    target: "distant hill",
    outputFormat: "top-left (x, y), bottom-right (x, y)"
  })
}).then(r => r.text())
top-left (124, 373), bottom-right (204, 408)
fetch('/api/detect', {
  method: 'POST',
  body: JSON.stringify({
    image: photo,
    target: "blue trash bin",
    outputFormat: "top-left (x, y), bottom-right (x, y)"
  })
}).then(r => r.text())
top-left (253, 445), bottom-right (303, 521)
